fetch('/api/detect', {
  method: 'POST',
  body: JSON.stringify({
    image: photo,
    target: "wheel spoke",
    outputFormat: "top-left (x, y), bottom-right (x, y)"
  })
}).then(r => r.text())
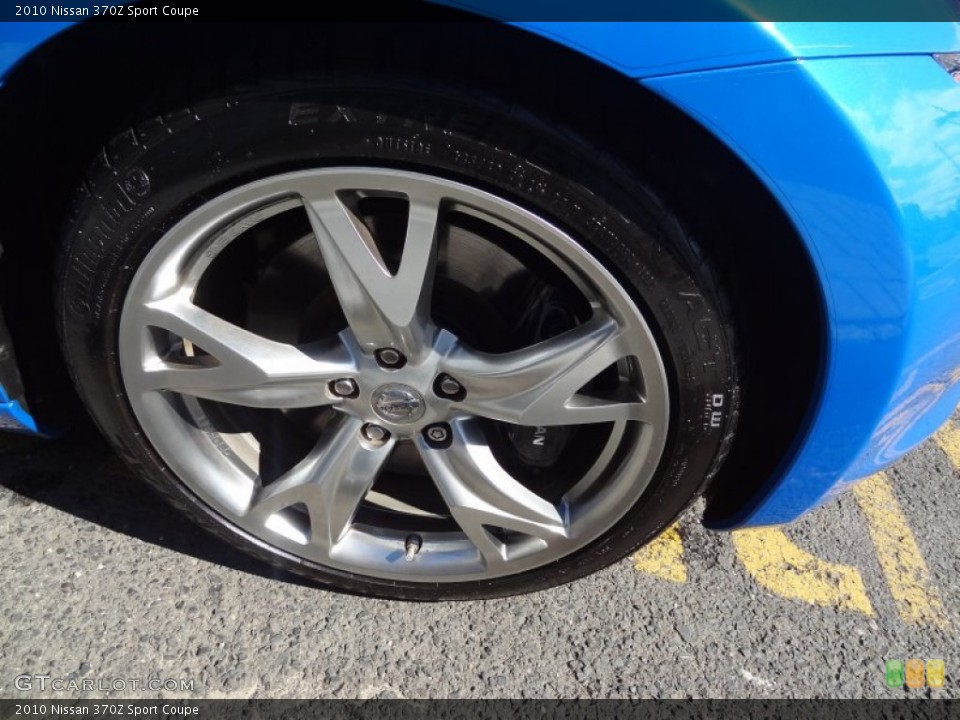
top-left (441, 312), bottom-right (650, 426)
top-left (416, 417), bottom-right (568, 566)
top-left (247, 416), bottom-right (394, 547)
top-left (302, 187), bottom-right (441, 359)
top-left (133, 292), bottom-right (356, 408)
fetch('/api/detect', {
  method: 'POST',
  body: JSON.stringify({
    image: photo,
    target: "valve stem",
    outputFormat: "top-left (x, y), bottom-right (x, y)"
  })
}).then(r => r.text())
top-left (404, 534), bottom-right (422, 561)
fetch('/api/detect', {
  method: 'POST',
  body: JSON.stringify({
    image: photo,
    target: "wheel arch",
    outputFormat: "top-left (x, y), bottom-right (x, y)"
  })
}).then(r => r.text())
top-left (0, 16), bottom-right (826, 526)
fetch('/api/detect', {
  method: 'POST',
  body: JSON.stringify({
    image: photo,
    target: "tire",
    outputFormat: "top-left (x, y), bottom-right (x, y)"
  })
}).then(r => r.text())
top-left (56, 74), bottom-right (739, 600)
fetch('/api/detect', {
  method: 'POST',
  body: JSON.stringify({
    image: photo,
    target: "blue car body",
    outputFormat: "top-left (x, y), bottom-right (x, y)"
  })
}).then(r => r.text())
top-left (1, 18), bottom-right (958, 529)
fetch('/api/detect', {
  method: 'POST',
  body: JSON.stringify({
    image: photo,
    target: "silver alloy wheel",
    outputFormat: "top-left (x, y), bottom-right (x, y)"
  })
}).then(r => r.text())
top-left (118, 168), bottom-right (669, 582)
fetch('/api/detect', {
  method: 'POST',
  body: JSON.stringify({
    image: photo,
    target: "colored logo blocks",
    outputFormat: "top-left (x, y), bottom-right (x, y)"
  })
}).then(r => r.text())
top-left (885, 659), bottom-right (946, 688)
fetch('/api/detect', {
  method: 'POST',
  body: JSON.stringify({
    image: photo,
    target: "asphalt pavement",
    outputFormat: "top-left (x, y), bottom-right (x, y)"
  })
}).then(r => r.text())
top-left (0, 409), bottom-right (957, 699)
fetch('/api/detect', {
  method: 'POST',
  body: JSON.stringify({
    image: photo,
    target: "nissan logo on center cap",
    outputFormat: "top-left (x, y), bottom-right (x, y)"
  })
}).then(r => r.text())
top-left (371, 384), bottom-right (427, 423)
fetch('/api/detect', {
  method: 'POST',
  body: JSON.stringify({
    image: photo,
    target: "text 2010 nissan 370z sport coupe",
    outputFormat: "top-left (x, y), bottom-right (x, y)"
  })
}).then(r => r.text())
top-left (0, 15), bottom-right (957, 600)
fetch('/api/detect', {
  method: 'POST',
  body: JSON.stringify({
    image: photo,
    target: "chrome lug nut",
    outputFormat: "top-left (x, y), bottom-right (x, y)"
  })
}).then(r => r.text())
top-left (375, 347), bottom-right (406, 369)
top-left (331, 378), bottom-right (358, 398)
top-left (427, 426), bottom-right (449, 443)
top-left (436, 374), bottom-right (464, 399)
top-left (424, 423), bottom-right (451, 447)
top-left (362, 423), bottom-right (390, 443)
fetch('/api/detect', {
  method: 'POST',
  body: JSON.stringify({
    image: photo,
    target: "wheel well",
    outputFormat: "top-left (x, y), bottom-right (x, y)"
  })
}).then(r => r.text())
top-left (0, 16), bottom-right (823, 524)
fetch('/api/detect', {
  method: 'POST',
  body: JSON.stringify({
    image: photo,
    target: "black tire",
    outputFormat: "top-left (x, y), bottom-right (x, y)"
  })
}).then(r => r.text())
top-left (56, 75), bottom-right (740, 600)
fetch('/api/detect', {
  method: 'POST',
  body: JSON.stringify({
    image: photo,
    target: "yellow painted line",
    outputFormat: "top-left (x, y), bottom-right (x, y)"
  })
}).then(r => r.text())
top-left (852, 473), bottom-right (949, 628)
top-left (732, 527), bottom-right (873, 615)
top-left (934, 419), bottom-right (960, 469)
top-left (632, 522), bottom-right (687, 583)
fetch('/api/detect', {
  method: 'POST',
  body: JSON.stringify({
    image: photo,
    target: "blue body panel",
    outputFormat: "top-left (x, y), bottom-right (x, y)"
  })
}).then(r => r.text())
top-left (0, 22), bottom-right (70, 80)
top-left (0, 19), bottom-right (958, 526)
top-left (0, 384), bottom-right (39, 433)
top-left (4, 21), bottom-right (960, 81)
top-left (646, 55), bottom-right (960, 525)
top-left (515, 22), bottom-right (960, 77)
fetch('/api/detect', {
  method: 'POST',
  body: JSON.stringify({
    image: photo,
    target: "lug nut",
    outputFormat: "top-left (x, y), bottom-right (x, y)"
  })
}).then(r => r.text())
top-left (404, 534), bottom-right (422, 561)
top-left (362, 423), bottom-right (390, 443)
top-left (424, 423), bottom-right (451, 447)
top-left (436, 374), bottom-right (464, 399)
top-left (331, 378), bottom-right (358, 398)
top-left (375, 348), bottom-right (406, 369)
top-left (427, 426), bottom-right (449, 443)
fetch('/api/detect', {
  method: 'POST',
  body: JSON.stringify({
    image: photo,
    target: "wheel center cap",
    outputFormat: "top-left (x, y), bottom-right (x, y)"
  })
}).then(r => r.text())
top-left (371, 384), bottom-right (426, 424)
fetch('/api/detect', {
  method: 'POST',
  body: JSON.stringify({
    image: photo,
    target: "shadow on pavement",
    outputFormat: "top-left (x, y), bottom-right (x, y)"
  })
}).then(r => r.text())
top-left (0, 423), bottom-right (312, 588)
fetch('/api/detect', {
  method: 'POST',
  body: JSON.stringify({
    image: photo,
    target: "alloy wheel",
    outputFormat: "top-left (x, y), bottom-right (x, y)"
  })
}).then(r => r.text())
top-left (118, 168), bottom-right (670, 582)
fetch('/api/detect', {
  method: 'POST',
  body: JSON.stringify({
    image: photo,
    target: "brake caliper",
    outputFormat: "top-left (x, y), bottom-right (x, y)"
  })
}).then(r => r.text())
top-left (506, 282), bottom-right (578, 468)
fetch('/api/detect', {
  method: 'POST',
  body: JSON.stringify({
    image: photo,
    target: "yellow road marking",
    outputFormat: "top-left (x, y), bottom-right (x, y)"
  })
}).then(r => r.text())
top-left (852, 473), bottom-right (949, 628)
top-left (732, 527), bottom-right (873, 615)
top-left (632, 522), bottom-right (687, 583)
top-left (934, 419), bottom-right (960, 469)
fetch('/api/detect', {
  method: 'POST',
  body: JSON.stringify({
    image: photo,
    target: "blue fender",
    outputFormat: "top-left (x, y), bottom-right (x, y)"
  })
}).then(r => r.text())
top-left (644, 53), bottom-right (960, 525)
top-left (0, 22), bottom-right (71, 81)
top-left (4, 20), bottom-right (960, 81)
top-left (0, 384), bottom-right (40, 433)
top-left (513, 21), bottom-right (960, 77)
